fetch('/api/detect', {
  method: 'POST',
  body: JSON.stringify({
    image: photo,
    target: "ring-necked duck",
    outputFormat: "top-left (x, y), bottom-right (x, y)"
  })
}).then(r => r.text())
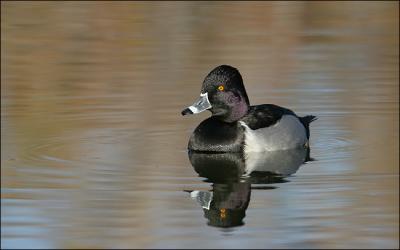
top-left (182, 65), bottom-right (316, 153)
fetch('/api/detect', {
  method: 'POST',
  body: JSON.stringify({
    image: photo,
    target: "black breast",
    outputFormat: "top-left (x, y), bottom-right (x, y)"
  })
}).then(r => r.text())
top-left (188, 117), bottom-right (244, 152)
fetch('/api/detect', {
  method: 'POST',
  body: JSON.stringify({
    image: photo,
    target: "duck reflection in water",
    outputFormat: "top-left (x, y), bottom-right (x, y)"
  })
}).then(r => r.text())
top-left (185, 147), bottom-right (310, 228)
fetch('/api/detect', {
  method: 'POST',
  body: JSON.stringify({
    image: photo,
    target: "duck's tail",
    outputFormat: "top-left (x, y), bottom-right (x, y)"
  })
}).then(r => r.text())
top-left (299, 115), bottom-right (317, 162)
top-left (301, 115), bottom-right (317, 124)
top-left (299, 115), bottom-right (317, 139)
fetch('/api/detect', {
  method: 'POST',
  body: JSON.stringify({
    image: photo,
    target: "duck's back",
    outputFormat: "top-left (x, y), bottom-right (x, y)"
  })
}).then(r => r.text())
top-left (240, 104), bottom-right (294, 129)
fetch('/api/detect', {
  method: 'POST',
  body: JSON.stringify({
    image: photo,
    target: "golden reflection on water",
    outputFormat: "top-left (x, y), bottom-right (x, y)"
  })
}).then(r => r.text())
top-left (1, 1), bottom-right (399, 249)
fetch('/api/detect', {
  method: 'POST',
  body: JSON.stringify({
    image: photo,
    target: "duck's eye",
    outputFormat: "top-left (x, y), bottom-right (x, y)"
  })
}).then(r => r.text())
top-left (217, 85), bottom-right (224, 91)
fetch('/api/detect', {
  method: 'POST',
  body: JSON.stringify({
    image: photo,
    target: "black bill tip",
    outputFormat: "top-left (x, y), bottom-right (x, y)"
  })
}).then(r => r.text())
top-left (181, 108), bottom-right (193, 116)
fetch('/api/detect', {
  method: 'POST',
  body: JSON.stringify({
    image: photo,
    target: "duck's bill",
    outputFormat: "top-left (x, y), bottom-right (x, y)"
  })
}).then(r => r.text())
top-left (181, 92), bottom-right (212, 116)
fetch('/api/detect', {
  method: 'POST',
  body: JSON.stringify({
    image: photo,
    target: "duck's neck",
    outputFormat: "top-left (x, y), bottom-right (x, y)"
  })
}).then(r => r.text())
top-left (221, 97), bottom-right (249, 123)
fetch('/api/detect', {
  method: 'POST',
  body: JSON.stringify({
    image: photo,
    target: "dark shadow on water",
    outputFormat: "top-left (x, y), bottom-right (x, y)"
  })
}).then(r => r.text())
top-left (185, 147), bottom-right (309, 228)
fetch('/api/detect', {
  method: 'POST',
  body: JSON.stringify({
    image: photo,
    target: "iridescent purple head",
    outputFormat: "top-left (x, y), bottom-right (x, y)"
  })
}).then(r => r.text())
top-left (182, 65), bottom-right (250, 123)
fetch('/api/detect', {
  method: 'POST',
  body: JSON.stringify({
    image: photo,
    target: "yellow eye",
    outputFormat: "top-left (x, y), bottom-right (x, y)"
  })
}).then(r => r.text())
top-left (218, 85), bottom-right (224, 91)
top-left (220, 208), bottom-right (226, 219)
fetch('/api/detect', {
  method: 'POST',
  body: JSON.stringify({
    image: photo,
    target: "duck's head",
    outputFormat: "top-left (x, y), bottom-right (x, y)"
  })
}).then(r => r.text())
top-left (182, 65), bottom-right (250, 123)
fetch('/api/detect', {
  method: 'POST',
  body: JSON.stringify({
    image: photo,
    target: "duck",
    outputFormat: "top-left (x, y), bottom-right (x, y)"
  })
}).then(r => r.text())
top-left (181, 65), bottom-right (316, 153)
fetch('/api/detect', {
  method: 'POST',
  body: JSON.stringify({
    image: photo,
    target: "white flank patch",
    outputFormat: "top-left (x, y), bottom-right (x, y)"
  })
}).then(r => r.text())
top-left (239, 115), bottom-right (307, 153)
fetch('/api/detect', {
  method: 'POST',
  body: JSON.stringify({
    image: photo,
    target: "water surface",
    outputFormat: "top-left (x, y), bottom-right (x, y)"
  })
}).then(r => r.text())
top-left (1, 2), bottom-right (399, 249)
